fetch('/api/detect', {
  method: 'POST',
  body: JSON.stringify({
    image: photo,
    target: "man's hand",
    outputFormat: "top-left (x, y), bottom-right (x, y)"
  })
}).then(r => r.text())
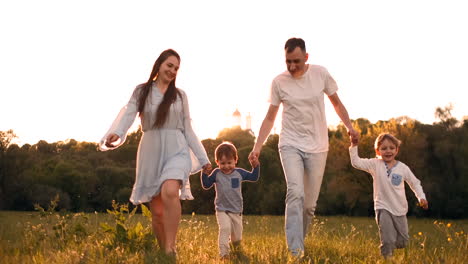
top-left (419, 199), bottom-right (429, 210)
top-left (347, 128), bottom-right (359, 146)
top-left (248, 150), bottom-right (260, 168)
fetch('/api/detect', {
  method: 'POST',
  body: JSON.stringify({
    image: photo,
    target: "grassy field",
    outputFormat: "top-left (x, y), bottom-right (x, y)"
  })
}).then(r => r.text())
top-left (0, 205), bottom-right (466, 264)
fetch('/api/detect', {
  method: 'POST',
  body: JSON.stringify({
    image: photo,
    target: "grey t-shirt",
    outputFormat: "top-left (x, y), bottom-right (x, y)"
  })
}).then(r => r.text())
top-left (201, 166), bottom-right (260, 213)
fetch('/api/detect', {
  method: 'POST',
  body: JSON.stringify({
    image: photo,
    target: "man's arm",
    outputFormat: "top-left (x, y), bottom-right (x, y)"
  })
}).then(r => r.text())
top-left (328, 92), bottom-right (359, 144)
top-left (248, 104), bottom-right (279, 166)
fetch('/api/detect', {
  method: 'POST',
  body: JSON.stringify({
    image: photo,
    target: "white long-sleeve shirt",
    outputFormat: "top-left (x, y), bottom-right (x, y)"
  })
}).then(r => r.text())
top-left (349, 146), bottom-right (426, 216)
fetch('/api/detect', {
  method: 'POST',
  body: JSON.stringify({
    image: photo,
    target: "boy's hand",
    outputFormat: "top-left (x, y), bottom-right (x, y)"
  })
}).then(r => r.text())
top-left (202, 163), bottom-right (212, 175)
top-left (249, 158), bottom-right (260, 168)
top-left (348, 129), bottom-right (359, 146)
top-left (248, 150), bottom-right (260, 167)
top-left (419, 199), bottom-right (429, 210)
top-left (349, 135), bottom-right (359, 146)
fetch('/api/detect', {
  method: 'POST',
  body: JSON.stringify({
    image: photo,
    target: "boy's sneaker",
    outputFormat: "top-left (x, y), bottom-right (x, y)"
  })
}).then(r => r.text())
top-left (289, 248), bottom-right (304, 258)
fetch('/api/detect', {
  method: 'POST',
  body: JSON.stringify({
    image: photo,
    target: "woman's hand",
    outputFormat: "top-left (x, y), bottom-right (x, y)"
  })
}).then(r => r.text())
top-left (105, 133), bottom-right (120, 148)
top-left (202, 163), bottom-right (212, 175)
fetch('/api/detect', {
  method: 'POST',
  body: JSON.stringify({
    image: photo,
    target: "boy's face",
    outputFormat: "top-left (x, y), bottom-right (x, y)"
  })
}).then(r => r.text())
top-left (376, 139), bottom-right (399, 163)
top-left (216, 155), bottom-right (237, 175)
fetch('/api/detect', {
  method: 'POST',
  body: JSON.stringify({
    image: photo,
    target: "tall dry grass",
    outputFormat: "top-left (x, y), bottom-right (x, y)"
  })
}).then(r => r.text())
top-left (0, 204), bottom-right (466, 263)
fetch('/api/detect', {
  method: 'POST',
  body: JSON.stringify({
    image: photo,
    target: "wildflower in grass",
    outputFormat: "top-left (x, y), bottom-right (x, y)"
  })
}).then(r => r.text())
top-left (447, 237), bottom-right (452, 242)
top-left (192, 212), bottom-right (196, 217)
top-left (418, 232), bottom-right (422, 236)
top-left (446, 223), bottom-right (452, 228)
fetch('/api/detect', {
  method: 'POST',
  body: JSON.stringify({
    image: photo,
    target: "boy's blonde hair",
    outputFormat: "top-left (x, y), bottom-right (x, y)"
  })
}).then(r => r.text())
top-left (215, 142), bottom-right (238, 162)
top-left (374, 133), bottom-right (402, 150)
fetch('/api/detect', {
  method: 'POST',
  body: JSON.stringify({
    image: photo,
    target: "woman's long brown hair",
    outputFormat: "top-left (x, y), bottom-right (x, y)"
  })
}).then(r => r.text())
top-left (137, 49), bottom-right (182, 128)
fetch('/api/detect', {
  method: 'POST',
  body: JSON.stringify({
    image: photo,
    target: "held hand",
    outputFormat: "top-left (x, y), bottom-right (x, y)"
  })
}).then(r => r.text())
top-left (419, 199), bottom-right (429, 210)
top-left (348, 128), bottom-right (359, 146)
top-left (248, 150), bottom-right (260, 168)
top-left (202, 163), bottom-right (212, 175)
top-left (249, 156), bottom-right (260, 168)
top-left (105, 133), bottom-right (120, 148)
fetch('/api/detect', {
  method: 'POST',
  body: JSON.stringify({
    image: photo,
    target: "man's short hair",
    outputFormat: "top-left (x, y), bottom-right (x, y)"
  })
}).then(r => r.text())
top-left (285, 38), bottom-right (306, 53)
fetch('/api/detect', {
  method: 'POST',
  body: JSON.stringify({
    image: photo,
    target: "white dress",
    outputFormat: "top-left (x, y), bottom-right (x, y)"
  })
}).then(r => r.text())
top-left (99, 83), bottom-right (209, 205)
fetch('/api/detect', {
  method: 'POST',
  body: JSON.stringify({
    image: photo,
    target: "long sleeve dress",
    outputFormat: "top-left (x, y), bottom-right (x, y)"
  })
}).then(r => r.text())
top-left (99, 83), bottom-right (210, 205)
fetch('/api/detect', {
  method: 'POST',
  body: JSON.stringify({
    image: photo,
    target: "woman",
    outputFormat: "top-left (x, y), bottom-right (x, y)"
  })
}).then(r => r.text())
top-left (100, 49), bottom-right (211, 256)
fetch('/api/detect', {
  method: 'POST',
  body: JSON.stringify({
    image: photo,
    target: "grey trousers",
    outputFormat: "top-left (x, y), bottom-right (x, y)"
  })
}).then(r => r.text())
top-left (375, 209), bottom-right (409, 257)
top-left (279, 146), bottom-right (328, 255)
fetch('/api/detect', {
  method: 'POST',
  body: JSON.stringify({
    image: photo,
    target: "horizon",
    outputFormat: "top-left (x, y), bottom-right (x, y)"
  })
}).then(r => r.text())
top-left (5, 108), bottom-right (464, 147)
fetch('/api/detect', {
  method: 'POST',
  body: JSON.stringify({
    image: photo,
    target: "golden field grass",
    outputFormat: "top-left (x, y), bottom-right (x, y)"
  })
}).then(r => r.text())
top-left (0, 206), bottom-right (466, 264)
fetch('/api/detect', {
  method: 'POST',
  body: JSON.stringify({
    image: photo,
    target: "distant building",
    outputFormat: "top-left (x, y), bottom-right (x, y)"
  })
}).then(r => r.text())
top-left (246, 112), bottom-right (252, 130)
top-left (232, 108), bottom-right (241, 127)
top-left (232, 109), bottom-right (255, 136)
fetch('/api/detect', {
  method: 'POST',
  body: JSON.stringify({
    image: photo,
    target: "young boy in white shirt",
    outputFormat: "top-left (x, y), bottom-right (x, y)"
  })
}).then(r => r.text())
top-left (349, 133), bottom-right (428, 258)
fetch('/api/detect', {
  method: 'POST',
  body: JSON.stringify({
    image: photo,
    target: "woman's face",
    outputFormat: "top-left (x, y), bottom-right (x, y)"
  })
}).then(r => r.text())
top-left (158, 55), bottom-right (180, 83)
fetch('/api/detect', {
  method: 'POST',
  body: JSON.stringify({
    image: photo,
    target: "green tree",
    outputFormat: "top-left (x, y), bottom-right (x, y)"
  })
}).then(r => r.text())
top-left (216, 126), bottom-right (255, 149)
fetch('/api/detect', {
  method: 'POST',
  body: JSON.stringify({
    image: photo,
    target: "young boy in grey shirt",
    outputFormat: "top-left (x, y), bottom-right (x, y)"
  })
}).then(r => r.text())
top-left (201, 142), bottom-right (260, 259)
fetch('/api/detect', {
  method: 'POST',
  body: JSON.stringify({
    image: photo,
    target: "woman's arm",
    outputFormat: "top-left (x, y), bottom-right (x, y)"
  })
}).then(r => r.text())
top-left (180, 90), bottom-right (210, 170)
top-left (99, 86), bottom-right (140, 151)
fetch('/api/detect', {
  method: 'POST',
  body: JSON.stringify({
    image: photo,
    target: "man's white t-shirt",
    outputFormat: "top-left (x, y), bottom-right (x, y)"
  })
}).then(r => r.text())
top-left (269, 64), bottom-right (338, 153)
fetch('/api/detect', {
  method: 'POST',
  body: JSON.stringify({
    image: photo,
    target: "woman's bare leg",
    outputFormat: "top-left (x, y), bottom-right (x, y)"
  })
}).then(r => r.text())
top-left (160, 179), bottom-right (182, 254)
top-left (149, 195), bottom-right (165, 251)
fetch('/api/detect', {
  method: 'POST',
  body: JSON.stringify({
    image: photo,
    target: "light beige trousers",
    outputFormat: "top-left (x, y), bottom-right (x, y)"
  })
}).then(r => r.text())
top-left (216, 211), bottom-right (243, 257)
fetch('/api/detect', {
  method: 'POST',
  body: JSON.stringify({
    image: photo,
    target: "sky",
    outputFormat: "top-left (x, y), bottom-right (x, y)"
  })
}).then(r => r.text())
top-left (1, 0), bottom-right (467, 146)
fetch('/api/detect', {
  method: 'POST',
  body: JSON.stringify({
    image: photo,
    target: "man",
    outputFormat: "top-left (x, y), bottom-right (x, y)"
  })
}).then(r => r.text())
top-left (249, 38), bottom-right (359, 256)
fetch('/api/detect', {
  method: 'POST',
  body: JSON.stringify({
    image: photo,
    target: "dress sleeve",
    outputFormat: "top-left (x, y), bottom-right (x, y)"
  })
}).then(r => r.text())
top-left (180, 90), bottom-right (210, 173)
top-left (99, 86), bottom-right (140, 151)
top-left (349, 146), bottom-right (375, 174)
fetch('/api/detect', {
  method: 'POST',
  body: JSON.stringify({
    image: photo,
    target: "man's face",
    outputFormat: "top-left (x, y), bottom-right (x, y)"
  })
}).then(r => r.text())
top-left (285, 47), bottom-right (308, 78)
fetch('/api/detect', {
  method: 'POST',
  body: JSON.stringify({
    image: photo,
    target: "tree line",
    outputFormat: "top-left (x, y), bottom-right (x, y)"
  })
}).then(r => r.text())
top-left (1, 106), bottom-right (466, 218)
